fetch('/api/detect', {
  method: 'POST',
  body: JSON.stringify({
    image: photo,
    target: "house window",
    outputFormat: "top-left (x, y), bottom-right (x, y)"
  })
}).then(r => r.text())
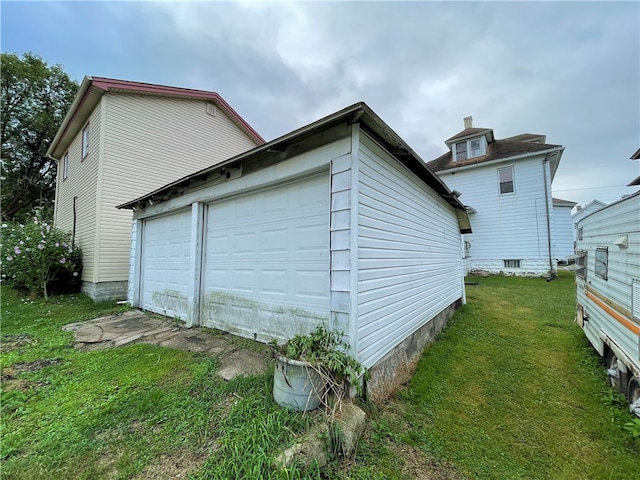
top-left (455, 141), bottom-right (467, 161)
top-left (503, 259), bottom-right (521, 268)
top-left (595, 247), bottom-right (608, 280)
top-left (63, 152), bottom-right (69, 180)
top-left (498, 166), bottom-right (514, 194)
top-left (575, 250), bottom-right (587, 279)
top-left (454, 137), bottom-right (485, 161)
top-left (82, 124), bottom-right (90, 159)
top-left (470, 138), bottom-right (482, 157)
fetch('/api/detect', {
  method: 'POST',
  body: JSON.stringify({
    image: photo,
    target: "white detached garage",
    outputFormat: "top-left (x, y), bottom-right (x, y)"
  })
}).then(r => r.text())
top-left (119, 103), bottom-right (472, 400)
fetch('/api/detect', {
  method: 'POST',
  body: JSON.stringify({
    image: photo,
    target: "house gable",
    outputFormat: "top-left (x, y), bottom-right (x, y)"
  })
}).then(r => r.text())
top-left (49, 76), bottom-right (265, 299)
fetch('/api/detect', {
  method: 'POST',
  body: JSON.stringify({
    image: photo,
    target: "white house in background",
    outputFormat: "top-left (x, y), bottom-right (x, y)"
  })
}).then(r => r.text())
top-left (627, 147), bottom-right (640, 187)
top-left (553, 198), bottom-right (578, 261)
top-left (572, 200), bottom-right (607, 242)
top-left (47, 77), bottom-right (264, 301)
top-left (426, 116), bottom-right (565, 276)
top-left (118, 102), bottom-right (472, 401)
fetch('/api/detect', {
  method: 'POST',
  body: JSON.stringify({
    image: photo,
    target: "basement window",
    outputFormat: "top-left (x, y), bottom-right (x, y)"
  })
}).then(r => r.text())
top-left (503, 259), bottom-right (521, 268)
top-left (595, 247), bottom-right (608, 280)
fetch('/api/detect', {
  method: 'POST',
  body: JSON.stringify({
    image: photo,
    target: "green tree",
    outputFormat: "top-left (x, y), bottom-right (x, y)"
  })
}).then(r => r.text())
top-left (1, 52), bottom-right (78, 222)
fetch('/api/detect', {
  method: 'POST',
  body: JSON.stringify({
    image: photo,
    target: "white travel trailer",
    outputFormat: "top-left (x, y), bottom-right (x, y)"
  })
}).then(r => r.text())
top-left (575, 191), bottom-right (640, 416)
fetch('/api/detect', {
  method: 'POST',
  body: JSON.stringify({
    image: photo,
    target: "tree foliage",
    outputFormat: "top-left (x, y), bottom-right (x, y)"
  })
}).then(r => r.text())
top-left (1, 52), bottom-right (78, 222)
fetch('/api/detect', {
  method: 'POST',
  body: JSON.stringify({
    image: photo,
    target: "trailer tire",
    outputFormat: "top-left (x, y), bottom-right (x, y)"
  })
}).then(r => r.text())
top-left (605, 350), bottom-right (627, 393)
top-left (627, 378), bottom-right (640, 417)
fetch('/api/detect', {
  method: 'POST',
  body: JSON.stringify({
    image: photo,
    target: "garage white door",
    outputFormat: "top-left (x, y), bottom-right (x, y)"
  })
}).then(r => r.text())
top-left (140, 209), bottom-right (191, 319)
top-left (201, 174), bottom-right (330, 342)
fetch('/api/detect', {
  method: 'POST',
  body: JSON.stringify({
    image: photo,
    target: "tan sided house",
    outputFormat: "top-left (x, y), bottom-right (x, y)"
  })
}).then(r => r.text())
top-left (47, 77), bottom-right (264, 301)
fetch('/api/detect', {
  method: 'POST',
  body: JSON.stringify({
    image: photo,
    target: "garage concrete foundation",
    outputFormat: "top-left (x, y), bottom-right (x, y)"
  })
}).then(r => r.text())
top-left (366, 298), bottom-right (463, 403)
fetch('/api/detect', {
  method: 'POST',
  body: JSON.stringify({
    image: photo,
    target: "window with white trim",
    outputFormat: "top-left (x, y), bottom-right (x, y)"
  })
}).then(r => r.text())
top-left (498, 166), bottom-right (515, 195)
top-left (503, 259), bottom-right (521, 268)
top-left (82, 124), bottom-right (90, 159)
top-left (453, 136), bottom-right (486, 161)
top-left (63, 152), bottom-right (69, 180)
top-left (595, 247), bottom-right (608, 280)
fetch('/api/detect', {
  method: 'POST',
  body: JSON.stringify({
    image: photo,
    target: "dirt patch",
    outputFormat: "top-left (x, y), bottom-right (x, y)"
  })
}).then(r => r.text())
top-left (134, 449), bottom-right (212, 479)
top-left (2, 358), bottom-right (62, 378)
top-left (1, 334), bottom-right (37, 351)
top-left (387, 443), bottom-right (466, 480)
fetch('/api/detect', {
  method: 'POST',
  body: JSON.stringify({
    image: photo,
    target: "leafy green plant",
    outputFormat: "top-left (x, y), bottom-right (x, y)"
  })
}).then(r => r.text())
top-left (278, 325), bottom-right (367, 394)
top-left (0, 218), bottom-right (81, 298)
top-left (624, 419), bottom-right (640, 438)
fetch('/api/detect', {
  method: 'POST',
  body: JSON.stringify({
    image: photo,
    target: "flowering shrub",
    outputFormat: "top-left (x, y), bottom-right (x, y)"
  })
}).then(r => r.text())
top-left (1, 219), bottom-right (82, 299)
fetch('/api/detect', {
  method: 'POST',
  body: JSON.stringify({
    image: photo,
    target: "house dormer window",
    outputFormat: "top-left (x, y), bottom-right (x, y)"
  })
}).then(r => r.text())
top-left (454, 136), bottom-right (485, 161)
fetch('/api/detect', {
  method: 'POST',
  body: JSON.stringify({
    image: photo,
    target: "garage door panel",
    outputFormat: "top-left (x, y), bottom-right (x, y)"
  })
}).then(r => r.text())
top-left (140, 210), bottom-right (191, 320)
top-left (202, 175), bottom-right (330, 341)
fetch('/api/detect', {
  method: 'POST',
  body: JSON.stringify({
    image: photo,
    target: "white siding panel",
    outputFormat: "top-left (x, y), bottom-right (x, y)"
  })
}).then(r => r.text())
top-left (356, 136), bottom-right (463, 368)
top-left (54, 104), bottom-right (102, 282)
top-left (553, 205), bottom-right (575, 260)
top-left (97, 94), bottom-right (260, 283)
top-left (436, 157), bottom-right (552, 273)
top-left (201, 174), bottom-right (331, 343)
top-left (576, 193), bottom-right (640, 367)
top-left (140, 210), bottom-right (192, 319)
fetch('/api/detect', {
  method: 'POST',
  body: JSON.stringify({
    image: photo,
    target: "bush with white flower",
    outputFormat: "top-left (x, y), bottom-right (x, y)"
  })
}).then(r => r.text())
top-left (1, 219), bottom-right (82, 299)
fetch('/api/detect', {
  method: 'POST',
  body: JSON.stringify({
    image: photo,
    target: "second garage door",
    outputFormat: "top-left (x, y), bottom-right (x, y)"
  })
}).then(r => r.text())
top-left (201, 174), bottom-right (330, 342)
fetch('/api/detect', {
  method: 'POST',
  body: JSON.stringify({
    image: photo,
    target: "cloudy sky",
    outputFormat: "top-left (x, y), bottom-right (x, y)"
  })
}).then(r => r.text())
top-left (3, 0), bottom-right (639, 206)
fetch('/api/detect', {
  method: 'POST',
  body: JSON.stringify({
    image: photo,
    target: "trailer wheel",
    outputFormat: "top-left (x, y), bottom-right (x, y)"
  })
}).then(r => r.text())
top-left (605, 350), bottom-right (626, 393)
top-left (628, 378), bottom-right (640, 417)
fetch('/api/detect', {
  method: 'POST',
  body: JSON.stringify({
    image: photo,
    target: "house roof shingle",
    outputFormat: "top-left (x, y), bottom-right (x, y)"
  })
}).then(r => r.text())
top-left (427, 139), bottom-right (563, 173)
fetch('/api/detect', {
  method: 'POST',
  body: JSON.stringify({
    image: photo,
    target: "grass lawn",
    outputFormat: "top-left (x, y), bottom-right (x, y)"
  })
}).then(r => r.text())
top-left (2, 272), bottom-right (639, 479)
top-left (0, 286), bottom-right (321, 479)
top-left (341, 271), bottom-right (640, 479)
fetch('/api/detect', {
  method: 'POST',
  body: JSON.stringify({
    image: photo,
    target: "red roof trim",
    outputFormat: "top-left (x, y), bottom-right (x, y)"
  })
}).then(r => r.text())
top-left (90, 77), bottom-right (265, 144)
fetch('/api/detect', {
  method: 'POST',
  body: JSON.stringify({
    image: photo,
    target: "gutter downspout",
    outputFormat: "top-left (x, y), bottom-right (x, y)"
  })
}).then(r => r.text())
top-left (542, 157), bottom-right (555, 280)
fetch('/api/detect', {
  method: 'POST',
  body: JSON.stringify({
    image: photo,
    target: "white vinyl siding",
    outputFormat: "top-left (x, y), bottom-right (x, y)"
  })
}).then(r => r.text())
top-left (437, 158), bottom-right (552, 271)
top-left (96, 94), bottom-right (260, 283)
top-left (553, 204), bottom-right (575, 260)
top-left (356, 135), bottom-right (463, 368)
top-left (54, 104), bottom-right (102, 282)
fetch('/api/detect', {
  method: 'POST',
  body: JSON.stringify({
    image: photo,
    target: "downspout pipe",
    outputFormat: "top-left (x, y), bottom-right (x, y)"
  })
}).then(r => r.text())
top-left (542, 157), bottom-right (555, 280)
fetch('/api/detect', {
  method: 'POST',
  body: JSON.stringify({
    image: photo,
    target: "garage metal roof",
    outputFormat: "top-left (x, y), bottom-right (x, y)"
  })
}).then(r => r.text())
top-left (118, 102), bottom-right (472, 233)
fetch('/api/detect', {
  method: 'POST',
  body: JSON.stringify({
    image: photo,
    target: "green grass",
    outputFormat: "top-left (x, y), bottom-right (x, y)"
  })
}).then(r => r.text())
top-left (338, 271), bottom-right (640, 479)
top-left (0, 286), bottom-right (321, 479)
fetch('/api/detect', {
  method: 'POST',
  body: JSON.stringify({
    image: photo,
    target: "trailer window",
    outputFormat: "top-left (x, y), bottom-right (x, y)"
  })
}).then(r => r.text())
top-left (632, 278), bottom-right (640, 321)
top-left (595, 247), bottom-right (608, 280)
top-left (575, 251), bottom-right (587, 279)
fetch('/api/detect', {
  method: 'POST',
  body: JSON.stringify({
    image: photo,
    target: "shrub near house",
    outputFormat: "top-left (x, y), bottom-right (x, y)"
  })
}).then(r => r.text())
top-left (1, 219), bottom-right (81, 298)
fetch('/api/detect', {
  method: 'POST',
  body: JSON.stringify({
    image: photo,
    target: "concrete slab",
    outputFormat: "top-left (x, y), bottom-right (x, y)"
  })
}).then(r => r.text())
top-left (63, 310), bottom-right (271, 380)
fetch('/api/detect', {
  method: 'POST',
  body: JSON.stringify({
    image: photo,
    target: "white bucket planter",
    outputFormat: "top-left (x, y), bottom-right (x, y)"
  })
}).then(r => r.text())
top-left (273, 356), bottom-right (325, 412)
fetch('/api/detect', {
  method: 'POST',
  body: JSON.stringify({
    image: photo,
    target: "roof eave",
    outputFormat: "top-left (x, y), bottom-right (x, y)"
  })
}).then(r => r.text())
top-left (118, 102), bottom-right (471, 233)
